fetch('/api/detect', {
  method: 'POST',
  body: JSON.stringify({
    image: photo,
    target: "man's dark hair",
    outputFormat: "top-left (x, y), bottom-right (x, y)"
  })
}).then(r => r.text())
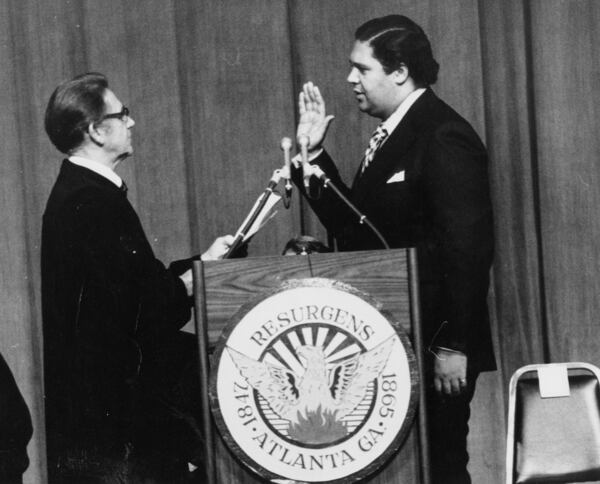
top-left (45, 72), bottom-right (109, 154)
top-left (282, 235), bottom-right (331, 256)
top-left (355, 15), bottom-right (439, 86)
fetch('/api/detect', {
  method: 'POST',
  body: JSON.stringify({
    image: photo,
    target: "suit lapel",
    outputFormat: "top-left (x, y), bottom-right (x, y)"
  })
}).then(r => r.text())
top-left (352, 89), bottom-right (435, 205)
top-left (352, 110), bottom-right (417, 204)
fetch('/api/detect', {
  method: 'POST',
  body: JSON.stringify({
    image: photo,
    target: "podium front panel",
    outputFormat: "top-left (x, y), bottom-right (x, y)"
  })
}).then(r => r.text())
top-left (196, 249), bottom-right (421, 483)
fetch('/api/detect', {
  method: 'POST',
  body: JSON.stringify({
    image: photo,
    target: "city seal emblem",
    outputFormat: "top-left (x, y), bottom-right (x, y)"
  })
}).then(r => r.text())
top-left (210, 278), bottom-right (418, 483)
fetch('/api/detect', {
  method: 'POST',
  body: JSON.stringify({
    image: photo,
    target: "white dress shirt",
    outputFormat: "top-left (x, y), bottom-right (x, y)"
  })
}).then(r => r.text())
top-left (378, 87), bottom-right (426, 146)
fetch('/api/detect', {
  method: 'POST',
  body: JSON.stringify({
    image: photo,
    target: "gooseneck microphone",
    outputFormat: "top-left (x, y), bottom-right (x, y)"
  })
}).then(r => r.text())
top-left (297, 134), bottom-right (322, 200)
top-left (303, 164), bottom-right (391, 250)
top-left (297, 134), bottom-right (311, 190)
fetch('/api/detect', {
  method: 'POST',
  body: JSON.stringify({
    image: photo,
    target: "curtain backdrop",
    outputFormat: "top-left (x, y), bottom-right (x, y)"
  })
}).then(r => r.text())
top-left (1, 1), bottom-right (598, 482)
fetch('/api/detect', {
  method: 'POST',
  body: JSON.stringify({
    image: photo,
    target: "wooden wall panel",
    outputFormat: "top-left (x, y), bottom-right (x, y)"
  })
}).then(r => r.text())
top-left (530, 0), bottom-right (600, 364)
top-left (174, 0), bottom-right (299, 257)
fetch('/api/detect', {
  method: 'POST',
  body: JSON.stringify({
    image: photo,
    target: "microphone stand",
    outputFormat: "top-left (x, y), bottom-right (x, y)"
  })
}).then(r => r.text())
top-left (281, 137), bottom-right (293, 209)
top-left (310, 166), bottom-right (391, 250)
top-left (297, 135), bottom-right (321, 200)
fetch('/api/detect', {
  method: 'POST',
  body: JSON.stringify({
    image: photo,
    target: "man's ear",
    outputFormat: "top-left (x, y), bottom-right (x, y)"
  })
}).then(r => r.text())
top-left (87, 123), bottom-right (105, 147)
top-left (393, 64), bottom-right (410, 85)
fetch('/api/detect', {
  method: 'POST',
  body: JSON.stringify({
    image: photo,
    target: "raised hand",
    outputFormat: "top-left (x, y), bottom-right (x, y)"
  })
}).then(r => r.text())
top-left (296, 82), bottom-right (335, 152)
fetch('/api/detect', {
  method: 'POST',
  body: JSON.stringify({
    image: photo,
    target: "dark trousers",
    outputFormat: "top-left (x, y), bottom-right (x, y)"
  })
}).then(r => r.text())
top-left (132, 331), bottom-right (205, 481)
top-left (0, 473), bottom-right (24, 484)
top-left (426, 366), bottom-right (479, 484)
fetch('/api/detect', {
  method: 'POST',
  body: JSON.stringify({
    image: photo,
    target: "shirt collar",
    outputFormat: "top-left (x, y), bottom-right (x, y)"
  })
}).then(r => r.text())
top-left (68, 155), bottom-right (123, 188)
top-left (380, 87), bottom-right (427, 136)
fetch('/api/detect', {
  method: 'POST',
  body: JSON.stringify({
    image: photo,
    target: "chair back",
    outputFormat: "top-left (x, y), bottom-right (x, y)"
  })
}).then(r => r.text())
top-left (506, 362), bottom-right (600, 483)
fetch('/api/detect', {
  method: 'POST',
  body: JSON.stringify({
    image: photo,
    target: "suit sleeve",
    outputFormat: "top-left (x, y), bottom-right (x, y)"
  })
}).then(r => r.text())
top-left (291, 150), bottom-right (357, 236)
top-left (423, 121), bottom-right (494, 354)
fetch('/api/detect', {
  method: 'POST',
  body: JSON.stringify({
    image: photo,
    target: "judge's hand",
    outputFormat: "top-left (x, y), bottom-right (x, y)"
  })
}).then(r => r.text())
top-left (433, 348), bottom-right (468, 396)
top-left (201, 235), bottom-right (235, 261)
top-left (179, 269), bottom-right (194, 296)
top-left (179, 235), bottom-right (235, 296)
top-left (296, 82), bottom-right (335, 152)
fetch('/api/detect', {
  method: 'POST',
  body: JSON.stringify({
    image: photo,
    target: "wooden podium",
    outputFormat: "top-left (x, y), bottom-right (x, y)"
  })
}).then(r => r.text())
top-left (192, 248), bottom-right (430, 483)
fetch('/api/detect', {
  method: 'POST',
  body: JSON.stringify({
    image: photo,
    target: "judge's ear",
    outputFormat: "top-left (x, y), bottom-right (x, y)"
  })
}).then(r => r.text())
top-left (87, 122), bottom-right (105, 147)
top-left (392, 64), bottom-right (410, 85)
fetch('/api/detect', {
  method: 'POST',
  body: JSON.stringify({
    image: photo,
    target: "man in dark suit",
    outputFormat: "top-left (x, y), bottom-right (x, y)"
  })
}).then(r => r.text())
top-left (293, 15), bottom-right (494, 483)
top-left (42, 72), bottom-right (233, 482)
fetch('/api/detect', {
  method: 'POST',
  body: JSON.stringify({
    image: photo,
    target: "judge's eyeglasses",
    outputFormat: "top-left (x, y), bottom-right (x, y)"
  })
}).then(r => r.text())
top-left (99, 106), bottom-right (130, 123)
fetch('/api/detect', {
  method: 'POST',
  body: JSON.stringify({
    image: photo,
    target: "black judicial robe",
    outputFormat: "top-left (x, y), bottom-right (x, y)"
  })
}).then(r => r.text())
top-left (41, 160), bottom-right (193, 466)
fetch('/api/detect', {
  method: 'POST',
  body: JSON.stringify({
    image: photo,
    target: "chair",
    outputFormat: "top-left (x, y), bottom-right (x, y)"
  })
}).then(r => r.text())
top-left (506, 362), bottom-right (600, 483)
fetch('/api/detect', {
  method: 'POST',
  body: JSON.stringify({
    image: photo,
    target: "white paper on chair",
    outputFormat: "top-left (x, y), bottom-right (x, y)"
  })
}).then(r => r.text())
top-left (537, 366), bottom-right (570, 398)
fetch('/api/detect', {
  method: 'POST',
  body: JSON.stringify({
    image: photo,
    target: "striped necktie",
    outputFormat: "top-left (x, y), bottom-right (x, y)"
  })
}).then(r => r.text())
top-left (360, 125), bottom-right (388, 174)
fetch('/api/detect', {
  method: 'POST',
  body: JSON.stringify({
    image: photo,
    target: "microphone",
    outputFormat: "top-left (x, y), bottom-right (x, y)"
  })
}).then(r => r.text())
top-left (297, 135), bottom-right (311, 189)
top-left (297, 134), bottom-right (322, 200)
top-left (305, 164), bottom-right (327, 183)
top-left (280, 137), bottom-right (293, 208)
top-left (266, 168), bottom-right (284, 190)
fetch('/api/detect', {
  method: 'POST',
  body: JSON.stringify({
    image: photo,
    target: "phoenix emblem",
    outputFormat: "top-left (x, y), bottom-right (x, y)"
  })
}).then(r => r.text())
top-left (227, 336), bottom-right (395, 444)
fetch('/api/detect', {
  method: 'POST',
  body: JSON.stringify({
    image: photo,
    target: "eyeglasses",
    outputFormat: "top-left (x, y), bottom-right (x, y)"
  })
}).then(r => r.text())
top-left (99, 106), bottom-right (130, 122)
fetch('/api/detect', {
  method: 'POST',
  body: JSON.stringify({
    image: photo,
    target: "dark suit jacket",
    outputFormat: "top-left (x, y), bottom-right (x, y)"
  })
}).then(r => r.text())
top-left (296, 89), bottom-right (495, 371)
top-left (0, 352), bottom-right (32, 481)
top-left (42, 160), bottom-right (193, 462)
